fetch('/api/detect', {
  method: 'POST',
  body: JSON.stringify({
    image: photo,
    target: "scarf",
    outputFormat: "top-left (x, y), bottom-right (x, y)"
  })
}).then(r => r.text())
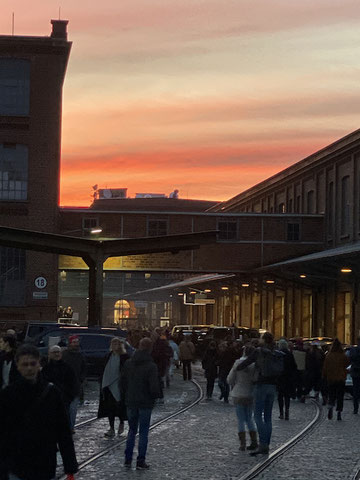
top-left (102, 353), bottom-right (121, 401)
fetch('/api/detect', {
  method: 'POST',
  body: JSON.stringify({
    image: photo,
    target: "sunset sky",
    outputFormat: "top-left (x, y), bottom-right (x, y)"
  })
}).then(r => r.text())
top-left (2, 0), bottom-right (360, 206)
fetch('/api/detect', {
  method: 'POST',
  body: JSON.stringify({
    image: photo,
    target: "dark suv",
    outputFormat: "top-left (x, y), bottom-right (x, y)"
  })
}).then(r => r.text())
top-left (37, 330), bottom-right (133, 378)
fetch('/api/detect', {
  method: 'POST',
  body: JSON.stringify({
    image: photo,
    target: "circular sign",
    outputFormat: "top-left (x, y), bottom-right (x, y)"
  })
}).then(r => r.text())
top-left (34, 276), bottom-right (47, 289)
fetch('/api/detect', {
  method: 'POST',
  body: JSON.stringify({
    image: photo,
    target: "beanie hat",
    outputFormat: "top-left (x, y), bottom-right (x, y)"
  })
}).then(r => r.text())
top-left (278, 338), bottom-right (288, 350)
top-left (68, 335), bottom-right (79, 344)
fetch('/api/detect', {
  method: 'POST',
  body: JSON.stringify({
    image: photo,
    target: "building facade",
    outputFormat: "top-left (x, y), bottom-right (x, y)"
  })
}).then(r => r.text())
top-left (0, 21), bottom-right (71, 322)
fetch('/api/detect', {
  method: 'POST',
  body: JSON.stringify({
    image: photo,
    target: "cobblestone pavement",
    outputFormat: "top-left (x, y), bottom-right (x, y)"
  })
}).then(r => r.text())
top-left (253, 397), bottom-right (360, 480)
top-left (58, 368), bottom-right (200, 472)
top-left (64, 364), bottom-right (319, 480)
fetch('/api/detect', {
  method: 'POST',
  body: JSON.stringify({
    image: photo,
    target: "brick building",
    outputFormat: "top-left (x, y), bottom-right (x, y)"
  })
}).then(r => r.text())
top-left (0, 20), bottom-right (71, 323)
top-left (1, 21), bottom-right (360, 342)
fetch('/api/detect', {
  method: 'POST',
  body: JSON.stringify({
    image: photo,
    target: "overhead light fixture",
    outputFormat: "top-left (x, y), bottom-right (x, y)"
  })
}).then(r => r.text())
top-left (266, 280), bottom-right (275, 284)
top-left (300, 274), bottom-right (306, 279)
top-left (221, 286), bottom-right (229, 290)
top-left (341, 267), bottom-right (352, 273)
top-left (190, 291), bottom-right (197, 294)
top-left (204, 289), bottom-right (211, 293)
top-left (177, 292), bottom-right (184, 296)
top-left (90, 227), bottom-right (102, 234)
top-left (241, 283), bottom-right (250, 287)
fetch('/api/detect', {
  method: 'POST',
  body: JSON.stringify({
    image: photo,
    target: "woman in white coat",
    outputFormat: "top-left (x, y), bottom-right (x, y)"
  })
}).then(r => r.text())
top-left (227, 345), bottom-right (257, 451)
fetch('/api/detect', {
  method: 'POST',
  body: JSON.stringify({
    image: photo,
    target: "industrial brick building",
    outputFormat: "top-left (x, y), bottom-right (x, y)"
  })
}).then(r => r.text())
top-left (1, 21), bottom-right (360, 343)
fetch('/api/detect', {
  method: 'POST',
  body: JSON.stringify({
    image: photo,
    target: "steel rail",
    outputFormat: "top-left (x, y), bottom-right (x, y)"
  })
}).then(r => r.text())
top-left (58, 378), bottom-right (203, 479)
top-left (237, 399), bottom-right (323, 480)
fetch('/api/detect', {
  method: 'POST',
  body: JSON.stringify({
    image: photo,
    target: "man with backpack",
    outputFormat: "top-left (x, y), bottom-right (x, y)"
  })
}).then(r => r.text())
top-left (237, 332), bottom-right (284, 455)
top-left (0, 344), bottom-right (78, 480)
top-left (348, 337), bottom-right (360, 414)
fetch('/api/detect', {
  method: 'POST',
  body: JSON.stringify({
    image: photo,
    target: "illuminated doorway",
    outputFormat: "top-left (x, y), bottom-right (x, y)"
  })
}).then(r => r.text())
top-left (114, 299), bottom-right (130, 325)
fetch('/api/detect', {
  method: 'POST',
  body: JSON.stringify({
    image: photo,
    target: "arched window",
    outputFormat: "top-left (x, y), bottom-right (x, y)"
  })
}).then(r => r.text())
top-left (114, 299), bottom-right (130, 324)
top-left (341, 176), bottom-right (350, 236)
top-left (307, 190), bottom-right (315, 214)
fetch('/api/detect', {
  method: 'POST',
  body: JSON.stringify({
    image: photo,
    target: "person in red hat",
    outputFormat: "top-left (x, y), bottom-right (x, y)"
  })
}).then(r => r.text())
top-left (62, 335), bottom-right (86, 432)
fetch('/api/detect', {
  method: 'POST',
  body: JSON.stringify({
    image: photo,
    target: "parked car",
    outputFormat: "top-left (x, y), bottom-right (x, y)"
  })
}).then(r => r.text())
top-left (38, 332), bottom-right (134, 378)
top-left (29, 324), bottom-right (127, 347)
top-left (198, 326), bottom-right (260, 355)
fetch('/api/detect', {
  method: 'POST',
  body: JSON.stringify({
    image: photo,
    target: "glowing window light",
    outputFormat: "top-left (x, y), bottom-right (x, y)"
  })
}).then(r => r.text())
top-left (341, 267), bottom-right (352, 273)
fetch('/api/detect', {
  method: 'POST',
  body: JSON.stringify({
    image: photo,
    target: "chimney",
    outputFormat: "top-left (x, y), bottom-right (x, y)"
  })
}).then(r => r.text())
top-left (50, 20), bottom-right (69, 40)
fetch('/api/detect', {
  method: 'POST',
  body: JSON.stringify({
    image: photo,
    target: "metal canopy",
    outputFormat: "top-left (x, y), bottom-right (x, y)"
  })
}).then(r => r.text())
top-left (255, 241), bottom-right (360, 286)
top-left (0, 226), bottom-right (218, 325)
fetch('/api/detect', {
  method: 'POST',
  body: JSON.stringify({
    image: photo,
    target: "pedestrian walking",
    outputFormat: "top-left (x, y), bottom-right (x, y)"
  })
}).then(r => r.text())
top-left (227, 345), bottom-right (258, 451)
top-left (0, 344), bottom-right (78, 480)
top-left (121, 337), bottom-right (161, 470)
top-left (303, 341), bottom-right (325, 401)
top-left (0, 334), bottom-right (20, 389)
top-left (237, 332), bottom-right (284, 455)
top-left (62, 335), bottom-right (86, 432)
top-left (152, 329), bottom-right (173, 398)
top-left (322, 338), bottom-right (349, 420)
top-left (218, 341), bottom-right (235, 403)
top-left (98, 337), bottom-right (129, 437)
top-left (168, 336), bottom-right (180, 378)
top-left (179, 335), bottom-right (195, 380)
top-left (277, 338), bottom-right (297, 420)
top-left (42, 345), bottom-right (77, 421)
top-left (292, 339), bottom-right (307, 402)
top-left (347, 336), bottom-right (360, 414)
top-left (202, 341), bottom-right (218, 399)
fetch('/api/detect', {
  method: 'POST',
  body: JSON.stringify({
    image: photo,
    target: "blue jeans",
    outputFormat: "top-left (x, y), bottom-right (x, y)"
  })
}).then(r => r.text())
top-left (236, 403), bottom-right (256, 432)
top-left (125, 407), bottom-right (152, 462)
top-left (254, 384), bottom-right (276, 446)
top-left (69, 396), bottom-right (79, 430)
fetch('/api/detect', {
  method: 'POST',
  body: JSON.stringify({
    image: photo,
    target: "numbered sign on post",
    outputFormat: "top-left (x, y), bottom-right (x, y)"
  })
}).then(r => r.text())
top-left (34, 276), bottom-right (47, 289)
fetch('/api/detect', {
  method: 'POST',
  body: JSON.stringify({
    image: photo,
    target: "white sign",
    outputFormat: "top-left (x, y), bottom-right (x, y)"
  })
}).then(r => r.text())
top-left (33, 291), bottom-right (48, 299)
top-left (34, 276), bottom-right (47, 289)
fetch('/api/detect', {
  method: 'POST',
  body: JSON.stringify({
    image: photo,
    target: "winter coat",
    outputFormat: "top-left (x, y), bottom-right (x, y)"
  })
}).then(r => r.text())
top-left (202, 348), bottom-right (218, 379)
top-left (42, 359), bottom-right (77, 406)
top-left (61, 349), bottom-right (86, 396)
top-left (348, 346), bottom-right (360, 378)
top-left (218, 348), bottom-right (236, 381)
top-left (293, 349), bottom-right (306, 371)
top-left (0, 352), bottom-right (20, 389)
top-left (322, 351), bottom-right (349, 383)
top-left (121, 350), bottom-right (161, 409)
top-left (227, 357), bottom-right (255, 405)
top-left (0, 375), bottom-right (78, 480)
top-left (305, 348), bottom-right (324, 377)
top-left (277, 349), bottom-right (297, 396)
top-left (179, 340), bottom-right (195, 361)
top-left (98, 352), bottom-right (129, 419)
top-left (152, 338), bottom-right (173, 377)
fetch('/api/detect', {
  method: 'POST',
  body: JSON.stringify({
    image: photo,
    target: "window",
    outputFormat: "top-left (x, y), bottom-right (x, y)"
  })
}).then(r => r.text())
top-left (0, 247), bottom-right (25, 306)
top-left (278, 203), bottom-right (285, 213)
top-left (217, 221), bottom-right (237, 241)
top-left (288, 198), bottom-right (293, 213)
top-left (82, 217), bottom-right (99, 230)
top-left (0, 144), bottom-right (28, 201)
top-left (287, 223), bottom-right (300, 241)
top-left (307, 190), bottom-right (315, 214)
top-left (341, 176), bottom-right (350, 236)
top-left (0, 58), bottom-right (30, 116)
top-left (328, 182), bottom-right (334, 235)
top-left (147, 219), bottom-right (168, 236)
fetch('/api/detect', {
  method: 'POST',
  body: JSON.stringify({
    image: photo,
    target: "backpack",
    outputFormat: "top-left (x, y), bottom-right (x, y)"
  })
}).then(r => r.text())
top-left (256, 348), bottom-right (285, 378)
top-left (350, 347), bottom-right (360, 377)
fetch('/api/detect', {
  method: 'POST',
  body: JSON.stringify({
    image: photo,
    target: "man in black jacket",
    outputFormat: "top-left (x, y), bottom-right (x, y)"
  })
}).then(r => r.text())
top-left (0, 344), bottom-right (78, 480)
top-left (121, 337), bottom-right (161, 470)
top-left (0, 335), bottom-right (20, 389)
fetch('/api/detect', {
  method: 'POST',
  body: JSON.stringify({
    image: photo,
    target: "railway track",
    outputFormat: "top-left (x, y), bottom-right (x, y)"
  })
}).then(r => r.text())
top-left (238, 398), bottom-right (323, 480)
top-left (61, 380), bottom-right (322, 480)
top-left (58, 378), bottom-right (204, 480)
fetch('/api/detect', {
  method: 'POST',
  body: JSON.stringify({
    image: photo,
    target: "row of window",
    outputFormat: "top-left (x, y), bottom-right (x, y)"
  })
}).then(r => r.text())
top-left (83, 217), bottom-right (301, 242)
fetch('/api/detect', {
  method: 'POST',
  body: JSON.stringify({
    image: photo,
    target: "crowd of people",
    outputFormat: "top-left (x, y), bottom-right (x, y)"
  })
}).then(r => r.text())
top-left (0, 325), bottom-right (359, 478)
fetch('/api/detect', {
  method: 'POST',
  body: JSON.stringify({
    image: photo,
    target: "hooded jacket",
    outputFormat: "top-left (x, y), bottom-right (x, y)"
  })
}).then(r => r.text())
top-left (121, 350), bottom-right (161, 409)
